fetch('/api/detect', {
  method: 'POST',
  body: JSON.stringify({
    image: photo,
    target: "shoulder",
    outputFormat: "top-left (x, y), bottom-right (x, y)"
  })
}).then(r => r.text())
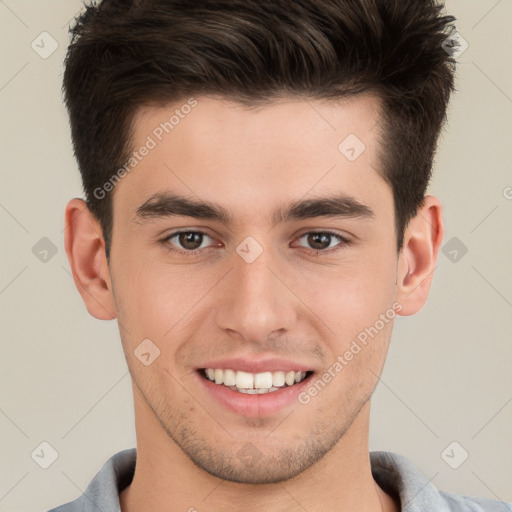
top-left (440, 490), bottom-right (512, 512)
top-left (46, 448), bottom-right (136, 512)
top-left (370, 451), bottom-right (511, 512)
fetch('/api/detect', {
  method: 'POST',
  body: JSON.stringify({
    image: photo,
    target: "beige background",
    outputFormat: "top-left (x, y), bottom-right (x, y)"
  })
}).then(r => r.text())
top-left (0, 1), bottom-right (511, 510)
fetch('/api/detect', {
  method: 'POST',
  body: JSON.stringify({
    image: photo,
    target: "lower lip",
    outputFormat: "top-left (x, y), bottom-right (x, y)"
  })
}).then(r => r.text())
top-left (196, 371), bottom-right (313, 417)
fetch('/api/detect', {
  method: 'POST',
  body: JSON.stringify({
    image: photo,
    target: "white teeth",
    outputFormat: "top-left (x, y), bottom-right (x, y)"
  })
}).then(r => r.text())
top-left (223, 369), bottom-right (236, 386)
top-left (294, 371), bottom-right (304, 383)
top-left (272, 371), bottom-right (285, 387)
top-left (235, 371), bottom-right (254, 389)
top-left (203, 368), bottom-right (309, 393)
top-left (254, 372), bottom-right (273, 389)
top-left (238, 387), bottom-right (276, 394)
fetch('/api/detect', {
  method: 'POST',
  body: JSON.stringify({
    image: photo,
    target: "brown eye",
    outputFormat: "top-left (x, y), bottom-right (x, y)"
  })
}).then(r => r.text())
top-left (296, 231), bottom-right (348, 252)
top-left (306, 232), bottom-right (333, 250)
top-left (177, 232), bottom-right (205, 250)
top-left (161, 230), bottom-right (215, 255)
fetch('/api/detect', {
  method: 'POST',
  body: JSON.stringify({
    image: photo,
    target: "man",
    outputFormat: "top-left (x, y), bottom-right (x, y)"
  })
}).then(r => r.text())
top-left (49, 0), bottom-right (511, 511)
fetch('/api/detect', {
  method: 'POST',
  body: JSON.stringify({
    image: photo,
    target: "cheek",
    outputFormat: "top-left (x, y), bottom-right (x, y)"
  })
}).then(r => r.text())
top-left (112, 254), bottom-right (220, 343)
top-left (301, 253), bottom-right (397, 342)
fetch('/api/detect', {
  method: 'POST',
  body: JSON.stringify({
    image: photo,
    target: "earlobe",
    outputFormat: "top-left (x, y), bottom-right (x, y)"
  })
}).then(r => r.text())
top-left (396, 195), bottom-right (444, 316)
top-left (64, 198), bottom-right (116, 320)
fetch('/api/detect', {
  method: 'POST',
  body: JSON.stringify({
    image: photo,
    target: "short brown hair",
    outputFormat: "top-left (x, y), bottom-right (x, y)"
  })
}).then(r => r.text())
top-left (62, 0), bottom-right (457, 259)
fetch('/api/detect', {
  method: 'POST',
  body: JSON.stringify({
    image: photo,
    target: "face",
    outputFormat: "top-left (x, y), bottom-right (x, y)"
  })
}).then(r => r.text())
top-left (108, 94), bottom-right (401, 483)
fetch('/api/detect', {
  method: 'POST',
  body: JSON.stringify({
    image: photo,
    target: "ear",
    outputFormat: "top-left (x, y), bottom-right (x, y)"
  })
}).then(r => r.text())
top-left (396, 195), bottom-right (444, 316)
top-left (64, 198), bottom-right (116, 320)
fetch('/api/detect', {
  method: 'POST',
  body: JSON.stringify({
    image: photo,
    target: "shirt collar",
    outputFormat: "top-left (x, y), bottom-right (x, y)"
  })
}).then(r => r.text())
top-left (370, 451), bottom-right (451, 512)
top-left (63, 448), bottom-right (455, 511)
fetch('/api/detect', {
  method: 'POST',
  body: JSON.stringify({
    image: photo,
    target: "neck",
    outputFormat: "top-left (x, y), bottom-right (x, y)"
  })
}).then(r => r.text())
top-left (120, 397), bottom-right (399, 512)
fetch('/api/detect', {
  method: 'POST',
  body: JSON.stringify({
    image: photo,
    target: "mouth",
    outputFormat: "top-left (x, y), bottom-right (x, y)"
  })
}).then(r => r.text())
top-left (193, 357), bottom-right (317, 417)
top-left (199, 368), bottom-right (314, 394)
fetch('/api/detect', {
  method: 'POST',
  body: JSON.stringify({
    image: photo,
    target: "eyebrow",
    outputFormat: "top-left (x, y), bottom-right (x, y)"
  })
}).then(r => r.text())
top-left (134, 192), bottom-right (375, 225)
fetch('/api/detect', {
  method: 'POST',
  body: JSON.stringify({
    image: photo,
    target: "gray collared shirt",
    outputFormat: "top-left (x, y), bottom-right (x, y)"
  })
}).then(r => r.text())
top-left (47, 448), bottom-right (511, 511)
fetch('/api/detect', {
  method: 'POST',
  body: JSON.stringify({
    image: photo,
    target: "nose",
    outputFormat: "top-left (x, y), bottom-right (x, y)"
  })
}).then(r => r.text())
top-left (215, 242), bottom-right (298, 345)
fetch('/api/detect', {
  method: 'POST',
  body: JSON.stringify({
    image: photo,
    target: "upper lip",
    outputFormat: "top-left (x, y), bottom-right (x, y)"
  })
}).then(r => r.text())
top-left (197, 357), bottom-right (314, 374)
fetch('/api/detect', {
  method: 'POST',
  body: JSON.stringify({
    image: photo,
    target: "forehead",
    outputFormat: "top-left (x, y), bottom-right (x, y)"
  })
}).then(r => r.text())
top-left (133, 93), bottom-right (382, 148)
top-left (113, 93), bottom-right (391, 225)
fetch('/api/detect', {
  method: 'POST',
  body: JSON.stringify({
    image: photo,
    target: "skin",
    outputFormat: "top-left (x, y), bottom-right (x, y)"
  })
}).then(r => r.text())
top-left (64, 93), bottom-right (443, 512)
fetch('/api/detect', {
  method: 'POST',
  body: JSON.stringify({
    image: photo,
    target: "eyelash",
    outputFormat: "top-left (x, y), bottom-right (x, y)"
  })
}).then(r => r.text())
top-left (158, 229), bottom-right (351, 258)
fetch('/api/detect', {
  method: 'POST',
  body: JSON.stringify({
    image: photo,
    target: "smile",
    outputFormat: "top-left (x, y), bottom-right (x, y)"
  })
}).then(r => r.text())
top-left (202, 368), bottom-right (312, 394)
